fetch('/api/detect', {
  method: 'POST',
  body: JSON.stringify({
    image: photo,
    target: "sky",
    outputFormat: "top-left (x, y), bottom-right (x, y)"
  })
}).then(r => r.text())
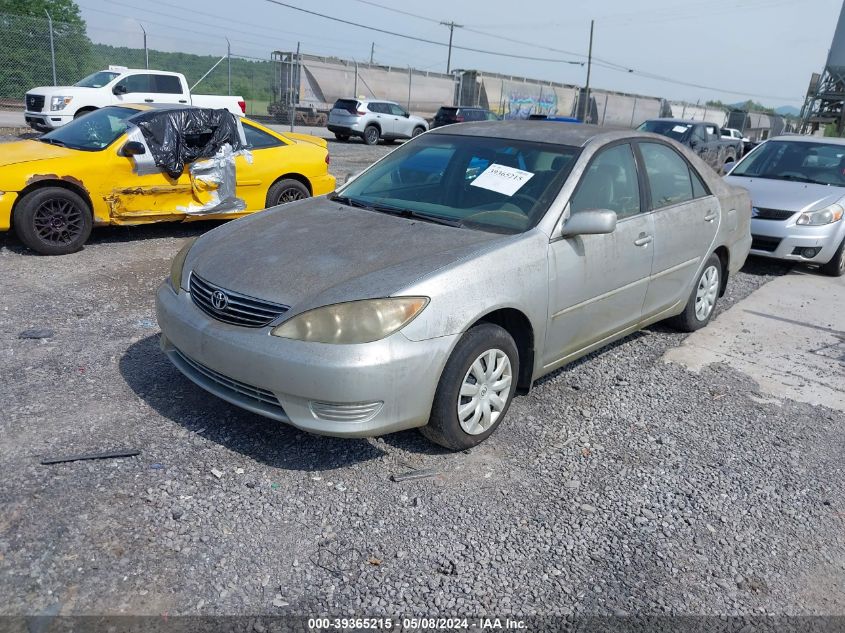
top-left (76, 0), bottom-right (845, 108)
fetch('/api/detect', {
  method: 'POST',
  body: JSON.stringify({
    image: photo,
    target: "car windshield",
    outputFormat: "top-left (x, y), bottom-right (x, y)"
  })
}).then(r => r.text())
top-left (637, 120), bottom-right (691, 141)
top-left (731, 140), bottom-right (845, 186)
top-left (336, 133), bottom-right (580, 234)
top-left (74, 71), bottom-right (120, 88)
top-left (39, 106), bottom-right (138, 151)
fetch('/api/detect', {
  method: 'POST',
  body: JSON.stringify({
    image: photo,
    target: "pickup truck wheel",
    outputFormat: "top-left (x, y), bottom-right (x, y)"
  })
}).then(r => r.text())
top-left (420, 323), bottom-right (518, 451)
top-left (74, 107), bottom-right (96, 120)
top-left (667, 253), bottom-right (721, 332)
top-left (14, 187), bottom-right (92, 255)
top-left (363, 125), bottom-right (380, 145)
top-left (265, 179), bottom-right (310, 207)
top-left (820, 238), bottom-right (845, 277)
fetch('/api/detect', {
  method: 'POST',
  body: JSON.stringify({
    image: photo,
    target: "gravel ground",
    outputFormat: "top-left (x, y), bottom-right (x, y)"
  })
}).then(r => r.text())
top-left (0, 135), bottom-right (843, 618)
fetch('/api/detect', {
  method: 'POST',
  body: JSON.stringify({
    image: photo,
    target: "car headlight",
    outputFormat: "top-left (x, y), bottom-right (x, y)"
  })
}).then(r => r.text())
top-left (169, 238), bottom-right (197, 291)
top-left (796, 204), bottom-right (844, 226)
top-left (271, 297), bottom-right (429, 344)
top-left (49, 96), bottom-right (73, 111)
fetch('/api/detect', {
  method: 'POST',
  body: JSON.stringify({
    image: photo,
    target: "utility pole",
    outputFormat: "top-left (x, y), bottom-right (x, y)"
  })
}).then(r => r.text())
top-left (45, 10), bottom-right (56, 85)
top-left (440, 21), bottom-right (463, 74)
top-left (139, 23), bottom-right (148, 69)
top-left (226, 37), bottom-right (231, 95)
top-left (583, 19), bottom-right (594, 123)
top-left (290, 41), bottom-right (300, 133)
top-left (370, 42), bottom-right (375, 64)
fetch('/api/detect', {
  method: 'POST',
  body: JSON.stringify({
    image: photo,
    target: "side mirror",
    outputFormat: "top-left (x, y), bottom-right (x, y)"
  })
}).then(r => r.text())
top-left (121, 140), bottom-right (146, 156)
top-left (724, 160), bottom-right (736, 173)
top-left (559, 209), bottom-right (617, 238)
top-left (403, 112), bottom-right (410, 118)
top-left (112, 84), bottom-right (127, 96)
top-left (344, 171), bottom-right (361, 185)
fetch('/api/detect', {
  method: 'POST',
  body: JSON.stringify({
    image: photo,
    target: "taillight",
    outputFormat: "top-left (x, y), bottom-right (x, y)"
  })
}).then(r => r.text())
top-left (325, 153), bottom-right (330, 165)
top-left (356, 110), bottom-right (367, 116)
top-left (455, 116), bottom-right (464, 122)
top-left (238, 100), bottom-right (246, 114)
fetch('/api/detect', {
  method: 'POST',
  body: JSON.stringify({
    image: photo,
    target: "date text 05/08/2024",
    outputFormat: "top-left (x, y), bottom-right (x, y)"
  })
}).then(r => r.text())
top-left (307, 617), bottom-right (528, 630)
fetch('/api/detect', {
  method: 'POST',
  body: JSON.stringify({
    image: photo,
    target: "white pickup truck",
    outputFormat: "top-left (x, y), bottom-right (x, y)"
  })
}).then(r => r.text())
top-left (24, 66), bottom-right (246, 131)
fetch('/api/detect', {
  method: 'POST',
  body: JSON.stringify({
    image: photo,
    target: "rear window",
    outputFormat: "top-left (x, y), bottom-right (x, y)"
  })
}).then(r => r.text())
top-left (152, 75), bottom-right (183, 94)
top-left (462, 109), bottom-right (487, 121)
top-left (436, 107), bottom-right (459, 118)
top-left (332, 99), bottom-right (360, 114)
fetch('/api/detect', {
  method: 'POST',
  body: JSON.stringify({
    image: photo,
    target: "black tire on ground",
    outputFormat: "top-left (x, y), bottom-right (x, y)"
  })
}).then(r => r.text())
top-left (820, 237), bottom-right (845, 277)
top-left (412, 126), bottom-right (425, 137)
top-left (265, 179), bottom-right (310, 208)
top-left (363, 125), bottom-right (380, 145)
top-left (420, 323), bottom-right (519, 451)
top-left (14, 187), bottom-right (93, 255)
top-left (334, 133), bottom-right (350, 141)
top-left (74, 108), bottom-right (96, 119)
top-left (667, 252), bottom-right (722, 332)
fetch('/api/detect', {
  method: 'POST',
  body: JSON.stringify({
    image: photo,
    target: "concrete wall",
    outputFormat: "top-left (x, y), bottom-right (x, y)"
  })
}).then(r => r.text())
top-left (669, 102), bottom-right (730, 126)
top-left (592, 91), bottom-right (664, 127)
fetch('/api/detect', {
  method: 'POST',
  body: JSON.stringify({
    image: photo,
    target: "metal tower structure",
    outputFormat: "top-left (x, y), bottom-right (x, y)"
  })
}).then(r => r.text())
top-left (800, 0), bottom-right (845, 134)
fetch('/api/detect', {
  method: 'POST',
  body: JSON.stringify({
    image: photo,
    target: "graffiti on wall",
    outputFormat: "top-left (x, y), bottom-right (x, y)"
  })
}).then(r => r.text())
top-left (503, 90), bottom-right (559, 119)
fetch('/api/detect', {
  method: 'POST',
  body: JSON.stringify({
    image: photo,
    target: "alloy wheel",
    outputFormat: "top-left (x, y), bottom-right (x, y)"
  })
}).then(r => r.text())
top-left (277, 188), bottom-right (305, 204)
top-left (457, 348), bottom-right (512, 435)
top-left (32, 198), bottom-right (84, 246)
top-left (695, 265), bottom-right (720, 321)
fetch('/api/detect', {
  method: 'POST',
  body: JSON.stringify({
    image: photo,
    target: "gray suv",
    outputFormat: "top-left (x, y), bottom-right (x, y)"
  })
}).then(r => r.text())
top-left (327, 98), bottom-right (428, 145)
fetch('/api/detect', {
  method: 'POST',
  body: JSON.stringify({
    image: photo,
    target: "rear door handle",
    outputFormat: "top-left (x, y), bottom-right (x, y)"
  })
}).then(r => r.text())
top-left (178, 99), bottom-right (188, 103)
top-left (144, 98), bottom-right (154, 103)
top-left (634, 234), bottom-right (653, 247)
top-left (704, 211), bottom-right (717, 222)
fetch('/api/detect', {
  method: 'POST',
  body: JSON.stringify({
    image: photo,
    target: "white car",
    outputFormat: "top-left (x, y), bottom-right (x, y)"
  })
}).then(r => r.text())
top-left (24, 66), bottom-right (245, 131)
top-left (327, 98), bottom-right (428, 145)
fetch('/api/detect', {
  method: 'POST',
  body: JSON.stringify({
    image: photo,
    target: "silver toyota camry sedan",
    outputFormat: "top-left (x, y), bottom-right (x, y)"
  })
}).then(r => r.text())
top-left (156, 122), bottom-right (751, 450)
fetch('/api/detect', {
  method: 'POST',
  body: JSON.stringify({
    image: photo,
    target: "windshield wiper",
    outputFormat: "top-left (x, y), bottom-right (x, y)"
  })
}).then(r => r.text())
top-left (368, 201), bottom-right (464, 228)
top-left (330, 194), bottom-right (374, 210)
top-left (38, 138), bottom-right (67, 147)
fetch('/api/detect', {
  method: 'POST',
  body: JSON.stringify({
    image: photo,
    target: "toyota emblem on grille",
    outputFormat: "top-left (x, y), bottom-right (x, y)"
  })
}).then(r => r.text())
top-left (210, 290), bottom-right (229, 311)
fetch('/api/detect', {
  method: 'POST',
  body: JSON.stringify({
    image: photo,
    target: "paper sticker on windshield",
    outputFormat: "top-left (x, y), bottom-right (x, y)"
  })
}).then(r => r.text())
top-left (470, 163), bottom-right (534, 196)
top-left (672, 125), bottom-right (689, 133)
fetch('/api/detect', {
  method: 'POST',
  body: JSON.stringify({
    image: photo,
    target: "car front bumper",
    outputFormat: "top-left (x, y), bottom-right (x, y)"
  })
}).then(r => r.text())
top-left (155, 281), bottom-right (458, 437)
top-left (749, 218), bottom-right (845, 264)
top-left (24, 111), bottom-right (72, 130)
top-left (0, 191), bottom-right (18, 231)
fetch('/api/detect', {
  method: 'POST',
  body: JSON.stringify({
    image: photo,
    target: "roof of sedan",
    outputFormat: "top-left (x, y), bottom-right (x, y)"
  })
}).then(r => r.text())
top-left (766, 134), bottom-right (845, 145)
top-left (427, 120), bottom-right (637, 147)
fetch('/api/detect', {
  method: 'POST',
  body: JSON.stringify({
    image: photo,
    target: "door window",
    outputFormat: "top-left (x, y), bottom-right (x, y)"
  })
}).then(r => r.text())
top-left (115, 74), bottom-right (151, 93)
top-left (692, 126), bottom-right (707, 143)
top-left (151, 75), bottom-right (183, 94)
top-left (570, 144), bottom-right (641, 219)
top-left (639, 142), bottom-right (696, 209)
top-left (388, 104), bottom-right (407, 117)
top-left (368, 102), bottom-right (388, 114)
top-left (243, 124), bottom-right (284, 149)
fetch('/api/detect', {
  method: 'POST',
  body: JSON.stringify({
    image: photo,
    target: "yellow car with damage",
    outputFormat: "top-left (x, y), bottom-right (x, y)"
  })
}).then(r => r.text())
top-left (0, 104), bottom-right (336, 255)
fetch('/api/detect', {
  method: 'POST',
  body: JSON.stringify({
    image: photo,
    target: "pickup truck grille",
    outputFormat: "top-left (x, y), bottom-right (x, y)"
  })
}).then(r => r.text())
top-left (189, 273), bottom-right (288, 328)
top-left (25, 93), bottom-right (44, 112)
top-left (753, 207), bottom-right (795, 221)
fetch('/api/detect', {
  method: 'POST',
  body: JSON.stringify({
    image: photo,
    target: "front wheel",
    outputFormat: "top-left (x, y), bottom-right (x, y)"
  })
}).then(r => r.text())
top-left (14, 187), bottom-right (92, 255)
top-left (412, 126), bottom-right (425, 137)
top-left (820, 238), bottom-right (845, 277)
top-left (265, 179), bottom-right (310, 207)
top-left (420, 323), bottom-right (519, 451)
top-left (667, 253), bottom-right (722, 332)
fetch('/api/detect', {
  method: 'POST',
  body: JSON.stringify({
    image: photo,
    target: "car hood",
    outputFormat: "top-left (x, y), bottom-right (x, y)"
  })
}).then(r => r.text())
top-left (724, 175), bottom-right (845, 212)
top-left (187, 197), bottom-right (507, 313)
top-left (0, 140), bottom-right (75, 169)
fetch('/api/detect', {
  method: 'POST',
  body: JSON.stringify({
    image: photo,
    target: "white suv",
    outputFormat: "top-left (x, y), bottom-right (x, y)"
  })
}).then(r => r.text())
top-left (327, 98), bottom-right (428, 145)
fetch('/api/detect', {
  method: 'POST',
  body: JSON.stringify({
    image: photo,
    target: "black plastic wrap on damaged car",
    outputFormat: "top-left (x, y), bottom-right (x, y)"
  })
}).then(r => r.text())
top-left (130, 108), bottom-right (247, 179)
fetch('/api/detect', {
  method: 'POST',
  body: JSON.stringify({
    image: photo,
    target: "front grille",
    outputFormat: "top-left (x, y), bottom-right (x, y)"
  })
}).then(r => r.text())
top-left (190, 273), bottom-right (288, 328)
top-left (25, 93), bottom-right (44, 112)
top-left (751, 235), bottom-right (782, 252)
top-left (753, 207), bottom-right (795, 221)
top-left (173, 348), bottom-right (284, 413)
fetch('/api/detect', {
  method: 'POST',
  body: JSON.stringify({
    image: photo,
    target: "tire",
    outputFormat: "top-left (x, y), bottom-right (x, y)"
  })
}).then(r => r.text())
top-left (363, 125), bottom-right (380, 145)
top-left (420, 323), bottom-right (519, 451)
top-left (265, 179), bottom-right (310, 208)
top-left (412, 126), bottom-right (425, 137)
top-left (334, 133), bottom-right (349, 141)
top-left (14, 187), bottom-right (92, 255)
top-left (820, 237), bottom-right (845, 277)
top-left (667, 253), bottom-right (722, 332)
top-left (74, 108), bottom-right (96, 120)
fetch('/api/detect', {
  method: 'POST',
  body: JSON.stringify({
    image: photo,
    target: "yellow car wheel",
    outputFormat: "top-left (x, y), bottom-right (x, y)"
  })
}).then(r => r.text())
top-left (14, 187), bottom-right (93, 256)
top-left (265, 179), bottom-right (310, 208)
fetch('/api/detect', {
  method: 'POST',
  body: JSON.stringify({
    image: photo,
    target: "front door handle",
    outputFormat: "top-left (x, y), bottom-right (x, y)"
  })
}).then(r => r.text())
top-left (634, 233), bottom-right (653, 247)
top-left (704, 210), bottom-right (718, 222)
top-left (144, 98), bottom-right (154, 103)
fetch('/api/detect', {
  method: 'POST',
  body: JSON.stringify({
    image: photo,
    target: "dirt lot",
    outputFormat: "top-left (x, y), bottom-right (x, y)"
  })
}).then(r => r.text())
top-left (1, 133), bottom-right (843, 618)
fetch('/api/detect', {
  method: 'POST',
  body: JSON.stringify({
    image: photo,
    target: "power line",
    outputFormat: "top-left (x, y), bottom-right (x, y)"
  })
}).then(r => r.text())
top-left (262, 0), bottom-right (584, 65)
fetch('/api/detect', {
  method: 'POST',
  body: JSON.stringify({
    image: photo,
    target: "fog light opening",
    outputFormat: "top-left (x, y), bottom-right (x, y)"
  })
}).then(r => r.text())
top-left (801, 247), bottom-right (820, 259)
top-left (309, 400), bottom-right (384, 423)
